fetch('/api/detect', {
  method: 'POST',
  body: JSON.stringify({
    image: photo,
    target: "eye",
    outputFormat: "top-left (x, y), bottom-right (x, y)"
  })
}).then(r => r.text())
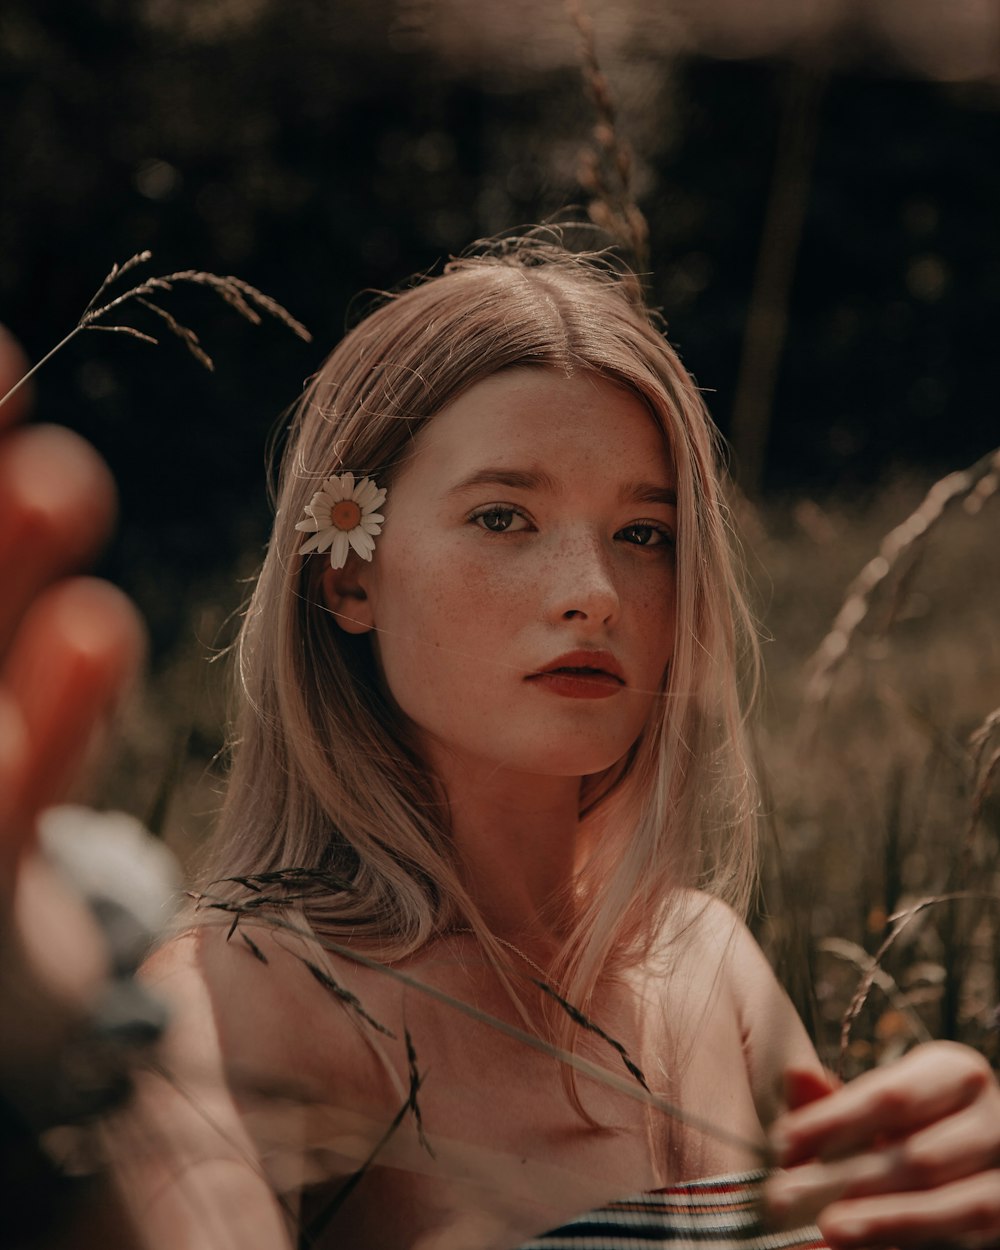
top-left (616, 522), bottom-right (674, 548)
top-left (469, 505), bottom-right (531, 534)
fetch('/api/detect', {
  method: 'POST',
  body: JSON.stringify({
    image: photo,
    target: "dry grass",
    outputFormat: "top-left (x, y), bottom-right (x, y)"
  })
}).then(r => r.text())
top-left (0, 250), bottom-right (311, 414)
top-left (563, 0), bottom-right (650, 277)
top-left (752, 471), bottom-right (1000, 1076)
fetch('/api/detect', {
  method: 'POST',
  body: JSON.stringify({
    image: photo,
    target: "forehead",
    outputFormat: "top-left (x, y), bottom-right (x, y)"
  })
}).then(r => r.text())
top-left (404, 367), bottom-right (674, 487)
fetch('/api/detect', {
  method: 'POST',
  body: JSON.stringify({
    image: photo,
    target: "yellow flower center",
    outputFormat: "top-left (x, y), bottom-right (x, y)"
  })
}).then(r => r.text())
top-left (330, 499), bottom-right (362, 531)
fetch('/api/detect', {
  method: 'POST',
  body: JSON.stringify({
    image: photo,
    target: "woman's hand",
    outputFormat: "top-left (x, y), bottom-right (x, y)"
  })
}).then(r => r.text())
top-left (0, 323), bottom-right (146, 1063)
top-left (765, 1041), bottom-right (1000, 1248)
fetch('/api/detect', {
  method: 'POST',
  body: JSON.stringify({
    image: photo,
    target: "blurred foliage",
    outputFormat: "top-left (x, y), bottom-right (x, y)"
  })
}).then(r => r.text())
top-left (2, 0), bottom-right (999, 659)
top-left (751, 476), bottom-right (1000, 1072)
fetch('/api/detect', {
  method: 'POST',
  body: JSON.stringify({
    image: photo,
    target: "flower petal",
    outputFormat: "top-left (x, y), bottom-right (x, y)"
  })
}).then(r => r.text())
top-left (354, 478), bottom-right (379, 508)
top-left (348, 528), bottom-right (373, 560)
top-left (369, 488), bottom-right (387, 510)
top-left (294, 517), bottom-right (319, 533)
top-left (330, 529), bottom-right (351, 569)
top-left (299, 532), bottom-right (326, 556)
top-left (361, 513), bottom-right (384, 528)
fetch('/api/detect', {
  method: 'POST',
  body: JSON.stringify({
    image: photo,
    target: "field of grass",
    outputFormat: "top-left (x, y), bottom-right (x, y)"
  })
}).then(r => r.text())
top-left (751, 470), bottom-right (1000, 1075)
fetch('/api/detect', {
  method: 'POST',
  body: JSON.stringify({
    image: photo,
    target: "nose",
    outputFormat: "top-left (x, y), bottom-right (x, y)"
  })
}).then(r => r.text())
top-left (544, 532), bottom-right (620, 627)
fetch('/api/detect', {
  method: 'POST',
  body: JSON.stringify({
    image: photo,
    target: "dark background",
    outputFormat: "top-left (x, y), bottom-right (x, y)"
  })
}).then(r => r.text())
top-left (2, 0), bottom-right (998, 651)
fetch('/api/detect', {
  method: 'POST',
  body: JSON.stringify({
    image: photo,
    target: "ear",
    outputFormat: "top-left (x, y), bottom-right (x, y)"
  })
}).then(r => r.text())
top-left (319, 558), bottom-right (375, 634)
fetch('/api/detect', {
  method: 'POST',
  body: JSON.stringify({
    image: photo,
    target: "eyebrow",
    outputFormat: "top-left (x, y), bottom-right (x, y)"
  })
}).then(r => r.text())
top-left (445, 467), bottom-right (559, 496)
top-left (445, 468), bottom-right (676, 507)
top-left (621, 480), bottom-right (677, 508)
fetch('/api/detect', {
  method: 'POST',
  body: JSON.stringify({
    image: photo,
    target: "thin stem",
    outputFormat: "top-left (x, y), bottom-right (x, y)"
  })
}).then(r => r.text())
top-left (194, 905), bottom-right (767, 1164)
top-left (0, 327), bottom-right (81, 412)
top-left (1, 250), bottom-right (309, 413)
top-left (729, 61), bottom-right (826, 497)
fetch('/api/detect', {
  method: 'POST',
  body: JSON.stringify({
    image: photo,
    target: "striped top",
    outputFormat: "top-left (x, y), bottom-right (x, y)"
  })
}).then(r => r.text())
top-left (516, 1170), bottom-right (828, 1249)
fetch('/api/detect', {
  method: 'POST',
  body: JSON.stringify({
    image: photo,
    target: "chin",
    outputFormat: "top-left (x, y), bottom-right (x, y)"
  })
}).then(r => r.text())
top-left (518, 738), bottom-right (635, 780)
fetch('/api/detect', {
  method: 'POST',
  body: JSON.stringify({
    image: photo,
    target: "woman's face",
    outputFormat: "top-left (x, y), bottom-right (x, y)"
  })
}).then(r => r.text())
top-left (355, 367), bottom-right (677, 781)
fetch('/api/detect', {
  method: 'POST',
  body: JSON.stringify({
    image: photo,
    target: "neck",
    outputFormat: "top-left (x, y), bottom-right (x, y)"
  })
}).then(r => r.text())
top-left (426, 741), bottom-right (584, 945)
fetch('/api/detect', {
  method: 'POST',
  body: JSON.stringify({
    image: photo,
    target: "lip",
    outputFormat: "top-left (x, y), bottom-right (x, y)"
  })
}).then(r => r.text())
top-left (526, 649), bottom-right (626, 699)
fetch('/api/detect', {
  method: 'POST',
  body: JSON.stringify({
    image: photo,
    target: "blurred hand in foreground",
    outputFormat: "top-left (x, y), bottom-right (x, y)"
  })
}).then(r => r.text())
top-left (0, 325), bottom-right (147, 1246)
top-left (0, 323), bottom-right (146, 1052)
top-left (766, 1042), bottom-right (1000, 1248)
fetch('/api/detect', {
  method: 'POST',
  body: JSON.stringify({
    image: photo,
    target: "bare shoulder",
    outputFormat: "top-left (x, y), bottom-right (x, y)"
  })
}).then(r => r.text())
top-left (666, 894), bottom-right (825, 1126)
top-left (112, 926), bottom-right (324, 1249)
top-left (143, 920), bottom-right (402, 1104)
top-left (114, 922), bottom-right (410, 1247)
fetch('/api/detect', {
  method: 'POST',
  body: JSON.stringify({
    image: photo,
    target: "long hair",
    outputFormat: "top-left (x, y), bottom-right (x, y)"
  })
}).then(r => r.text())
top-left (198, 233), bottom-right (760, 1081)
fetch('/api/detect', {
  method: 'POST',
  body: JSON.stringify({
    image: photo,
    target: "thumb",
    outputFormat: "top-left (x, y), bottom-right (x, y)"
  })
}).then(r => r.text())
top-left (767, 1068), bottom-right (840, 1173)
top-left (783, 1066), bottom-right (838, 1112)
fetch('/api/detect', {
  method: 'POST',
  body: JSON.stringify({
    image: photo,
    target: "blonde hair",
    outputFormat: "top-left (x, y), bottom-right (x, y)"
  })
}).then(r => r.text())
top-left (200, 233), bottom-right (760, 1059)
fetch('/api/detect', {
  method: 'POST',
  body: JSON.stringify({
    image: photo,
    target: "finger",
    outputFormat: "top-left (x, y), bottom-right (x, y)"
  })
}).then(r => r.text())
top-left (0, 691), bottom-right (30, 874)
top-left (785, 1066), bottom-right (838, 1111)
top-left (770, 1091), bottom-right (1000, 1230)
top-left (773, 1044), bottom-right (994, 1167)
top-left (0, 425), bottom-right (118, 654)
top-left (766, 1147), bottom-right (907, 1233)
top-left (898, 1094), bottom-right (1000, 1191)
top-left (2, 577), bottom-right (146, 839)
top-left (0, 324), bottom-right (33, 429)
top-left (818, 1169), bottom-right (1000, 1248)
top-left (766, 1093), bottom-right (1000, 1233)
top-left (2, 851), bottom-right (111, 1064)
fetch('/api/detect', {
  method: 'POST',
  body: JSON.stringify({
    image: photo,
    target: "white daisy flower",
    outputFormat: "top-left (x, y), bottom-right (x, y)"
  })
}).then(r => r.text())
top-left (295, 471), bottom-right (387, 569)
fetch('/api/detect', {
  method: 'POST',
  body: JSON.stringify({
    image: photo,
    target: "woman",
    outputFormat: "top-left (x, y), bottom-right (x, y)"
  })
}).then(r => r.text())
top-left (4, 240), bottom-right (999, 1249)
